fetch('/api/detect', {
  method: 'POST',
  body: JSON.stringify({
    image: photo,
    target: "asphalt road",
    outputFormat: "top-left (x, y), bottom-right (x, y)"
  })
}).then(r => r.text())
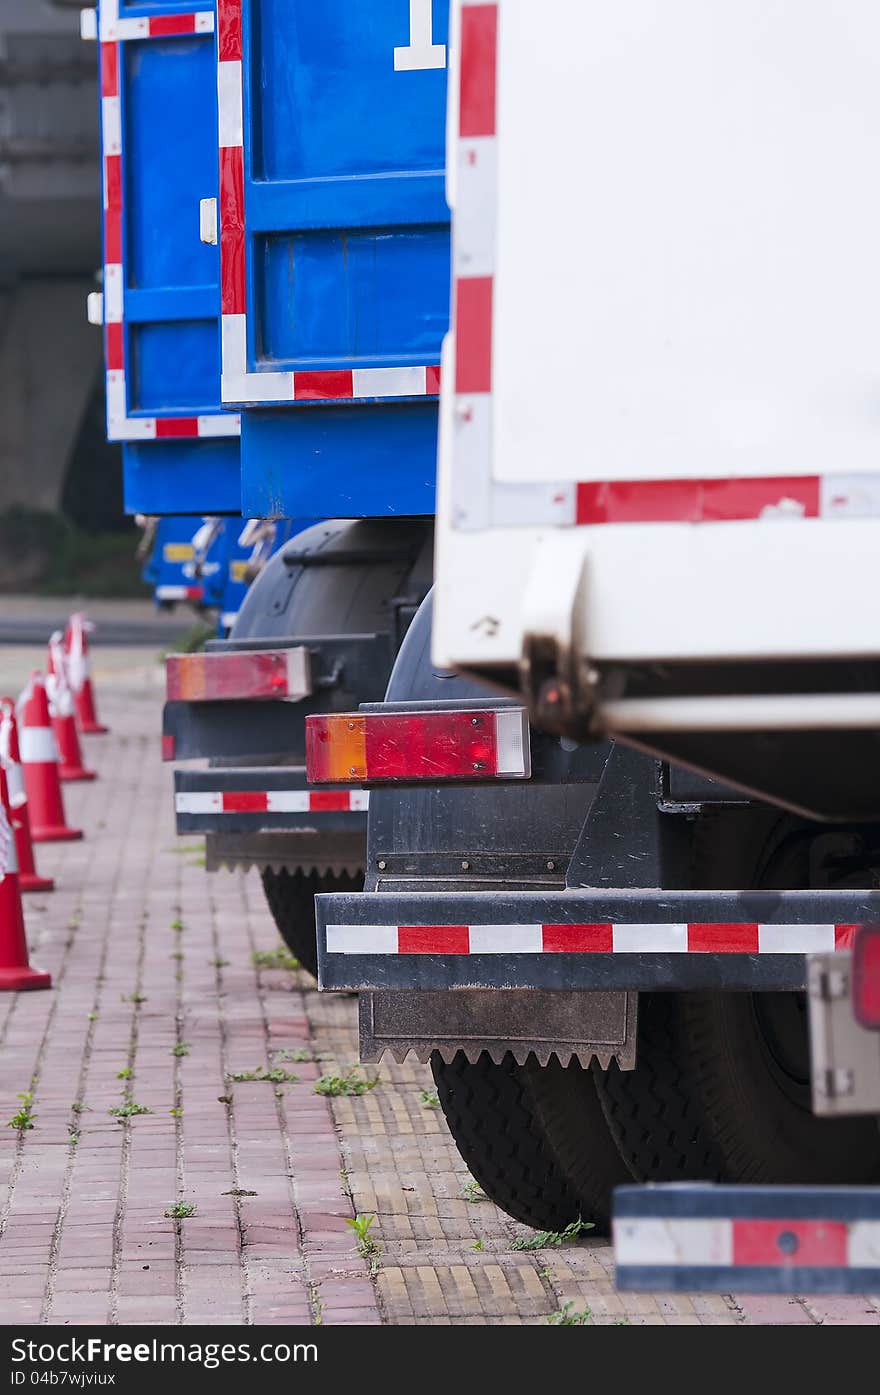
top-left (0, 596), bottom-right (196, 648)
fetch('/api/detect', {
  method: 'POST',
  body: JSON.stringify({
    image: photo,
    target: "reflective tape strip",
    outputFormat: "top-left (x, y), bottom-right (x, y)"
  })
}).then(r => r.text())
top-left (614, 1216), bottom-right (880, 1269)
top-left (326, 925), bottom-right (399, 956)
top-left (99, 3), bottom-right (213, 42)
top-left (615, 1219), bottom-right (734, 1268)
top-left (19, 728), bottom-right (59, 764)
top-left (175, 790), bottom-right (369, 815)
top-left (156, 586), bottom-right (203, 602)
top-left (323, 923), bottom-right (848, 955)
top-left (175, 793), bottom-right (222, 815)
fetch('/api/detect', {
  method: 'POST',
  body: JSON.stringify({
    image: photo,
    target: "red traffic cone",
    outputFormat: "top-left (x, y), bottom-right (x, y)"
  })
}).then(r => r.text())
top-left (0, 765), bottom-right (51, 991)
top-left (0, 700), bottom-right (54, 894)
top-left (65, 613), bottom-right (108, 735)
top-left (16, 674), bottom-right (82, 843)
top-left (47, 634), bottom-right (95, 783)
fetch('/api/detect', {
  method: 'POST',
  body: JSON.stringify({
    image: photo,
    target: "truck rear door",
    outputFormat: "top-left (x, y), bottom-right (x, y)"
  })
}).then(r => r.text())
top-left (218, 0), bottom-right (450, 517)
top-left (96, 1), bottom-right (240, 514)
top-left (434, 0), bottom-right (880, 818)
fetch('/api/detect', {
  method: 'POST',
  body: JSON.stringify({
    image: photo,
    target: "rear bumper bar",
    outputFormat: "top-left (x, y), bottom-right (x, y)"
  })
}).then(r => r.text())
top-left (314, 888), bottom-right (880, 992)
top-left (613, 1184), bottom-right (880, 1293)
top-left (175, 766), bottom-right (367, 835)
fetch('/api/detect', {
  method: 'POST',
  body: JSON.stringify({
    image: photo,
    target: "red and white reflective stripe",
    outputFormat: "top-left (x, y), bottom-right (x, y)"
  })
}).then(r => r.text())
top-left (176, 790), bottom-right (369, 815)
top-left (98, 9), bottom-right (240, 443)
top-left (216, 0), bottom-right (440, 407)
top-left (0, 804), bottom-right (18, 880)
top-left (18, 728), bottom-right (60, 765)
top-left (98, 2), bottom-right (214, 44)
top-left (325, 922), bottom-right (860, 955)
top-left (449, 3), bottom-right (880, 530)
top-left (614, 1216), bottom-right (880, 1270)
top-left (155, 585), bottom-right (204, 603)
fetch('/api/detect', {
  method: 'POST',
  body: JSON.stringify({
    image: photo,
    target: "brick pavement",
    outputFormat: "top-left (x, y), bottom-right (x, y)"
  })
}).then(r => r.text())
top-left (0, 652), bottom-right (878, 1326)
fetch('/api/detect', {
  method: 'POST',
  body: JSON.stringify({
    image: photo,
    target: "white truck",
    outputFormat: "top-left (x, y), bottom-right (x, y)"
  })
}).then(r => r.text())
top-left (308, 0), bottom-right (880, 1277)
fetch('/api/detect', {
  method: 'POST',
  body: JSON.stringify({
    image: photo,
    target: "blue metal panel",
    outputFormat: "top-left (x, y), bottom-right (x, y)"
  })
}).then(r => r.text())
top-left (124, 438), bottom-right (241, 515)
top-left (233, 0), bottom-right (450, 517)
top-left (240, 405), bottom-right (438, 519)
top-left (256, 227), bottom-right (449, 370)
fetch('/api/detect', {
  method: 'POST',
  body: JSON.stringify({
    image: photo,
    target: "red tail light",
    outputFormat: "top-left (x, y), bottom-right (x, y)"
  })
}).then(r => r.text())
top-left (305, 708), bottom-right (530, 784)
top-left (166, 647), bottom-right (311, 703)
top-left (852, 925), bottom-right (880, 1030)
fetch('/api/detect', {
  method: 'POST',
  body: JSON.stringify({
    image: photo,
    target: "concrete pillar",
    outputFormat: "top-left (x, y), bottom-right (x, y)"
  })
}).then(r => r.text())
top-left (0, 278), bottom-right (101, 513)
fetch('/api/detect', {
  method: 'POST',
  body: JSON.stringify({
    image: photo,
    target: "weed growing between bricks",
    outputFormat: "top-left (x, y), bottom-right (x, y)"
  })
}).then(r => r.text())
top-left (313, 1066), bottom-right (379, 1097)
top-left (6, 1091), bottom-right (36, 1131)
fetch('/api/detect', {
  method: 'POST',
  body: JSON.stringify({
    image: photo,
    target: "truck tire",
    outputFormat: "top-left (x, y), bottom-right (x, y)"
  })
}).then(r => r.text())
top-left (260, 868), bottom-right (362, 981)
top-left (678, 809), bottom-right (880, 1183)
top-left (680, 990), bottom-right (880, 1183)
top-left (590, 992), bottom-right (724, 1182)
top-left (431, 1050), bottom-right (628, 1232)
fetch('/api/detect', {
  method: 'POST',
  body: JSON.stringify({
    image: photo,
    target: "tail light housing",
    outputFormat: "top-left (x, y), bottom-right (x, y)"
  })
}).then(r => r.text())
top-left (852, 925), bottom-right (880, 1030)
top-left (305, 707), bottom-right (530, 784)
top-left (166, 647), bottom-right (312, 703)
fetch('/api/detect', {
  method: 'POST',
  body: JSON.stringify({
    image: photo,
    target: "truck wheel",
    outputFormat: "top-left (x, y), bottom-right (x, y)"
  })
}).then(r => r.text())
top-left (260, 868), bottom-right (362, 981)
top-left (431, 1050), bottom-right (629, 1232)
top-left (680, 809), bottom-right (880, 1182)
top-left (590, 992), bottom-right (724, 1182)
top-left (681, 990), bottom-right (880, 1183)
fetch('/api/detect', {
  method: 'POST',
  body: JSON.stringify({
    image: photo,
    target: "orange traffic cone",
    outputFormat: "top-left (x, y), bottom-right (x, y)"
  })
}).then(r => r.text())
top-left (0, 700), bottom-right (54, 893)
top-left (0, 766), bottom-right (51, 991)
top-left (47, 634), bottom-right (95, 783)
top-left (16, 674), bottom-right (82, 843)
top-left (65, 613), bottom-right (108, 735)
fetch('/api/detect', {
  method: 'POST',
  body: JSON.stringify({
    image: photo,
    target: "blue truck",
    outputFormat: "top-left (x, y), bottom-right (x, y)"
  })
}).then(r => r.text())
top-left (138, 514), bottom-right (292, 633)
top-left (88, 0), bottom-right (448, 975)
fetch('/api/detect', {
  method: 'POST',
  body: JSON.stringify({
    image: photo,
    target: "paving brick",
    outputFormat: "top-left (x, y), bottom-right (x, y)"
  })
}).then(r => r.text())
top-left (0, 647), bottom-right (875, 1328)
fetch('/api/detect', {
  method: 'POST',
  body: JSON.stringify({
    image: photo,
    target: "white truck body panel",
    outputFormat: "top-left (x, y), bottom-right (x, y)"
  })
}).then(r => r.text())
top-left (435, 0), bottom-right (880, 682)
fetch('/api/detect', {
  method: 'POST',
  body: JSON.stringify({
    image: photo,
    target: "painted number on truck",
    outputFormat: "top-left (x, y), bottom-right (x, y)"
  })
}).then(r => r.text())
top-left (394, 0), bottom-right (446, 70)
